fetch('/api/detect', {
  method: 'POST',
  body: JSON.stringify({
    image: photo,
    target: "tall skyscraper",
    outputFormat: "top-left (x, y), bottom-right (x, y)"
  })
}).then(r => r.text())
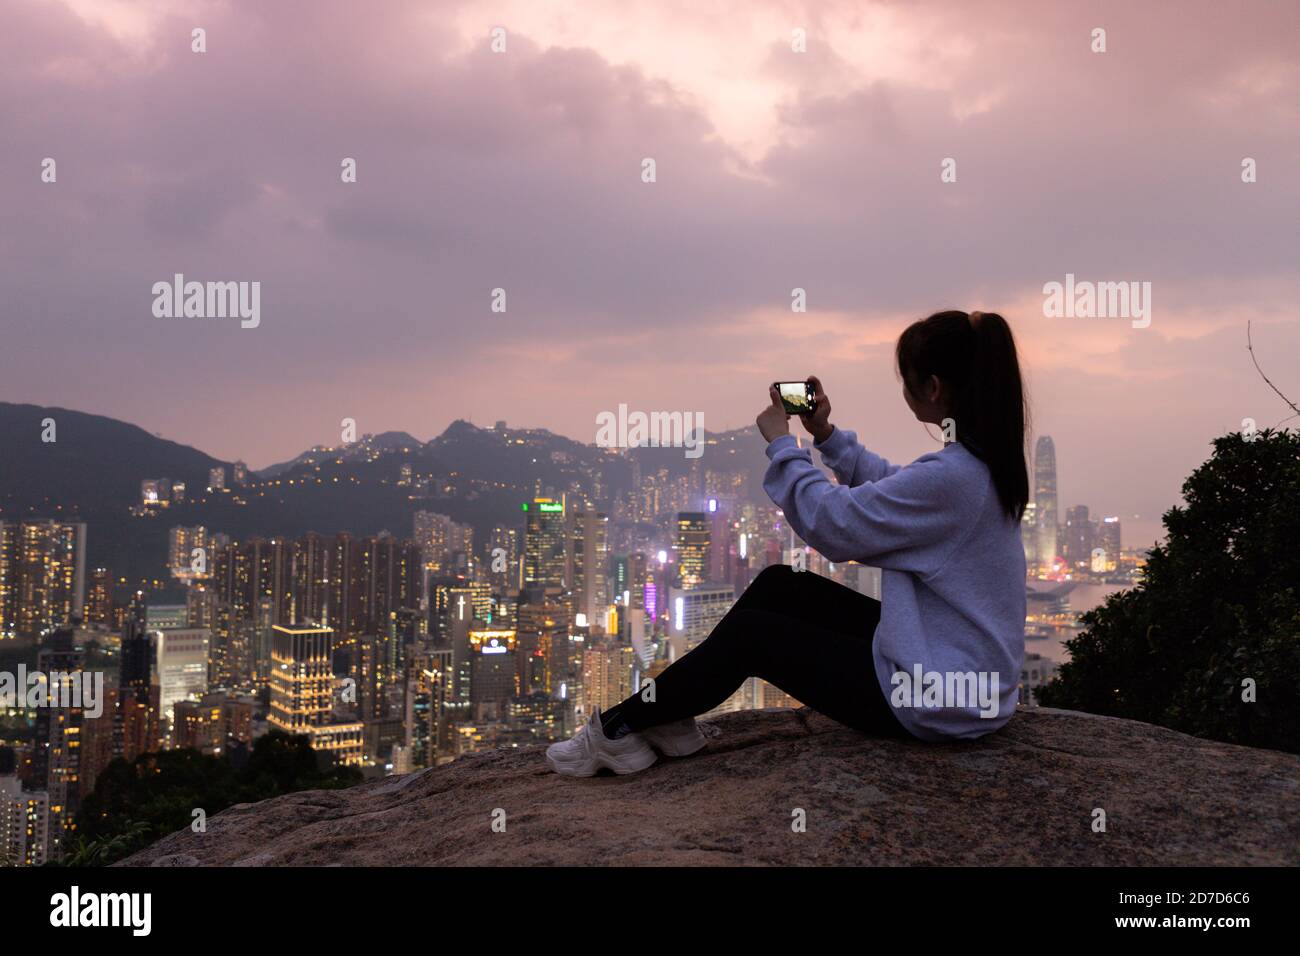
top-left (1064, 505), bottom-right (1093, 573)
top-left (267, 623), bottom-right (362, 765)
top-left (154, 627), bottom-right (211, 742)
top-left (1098, 517), bottom-right (1122, 572)
top-left (292, 532), bottom-right (331, 626)
top-left (0, 747), bottom-right (48, 867)
top-left (414, 512), bottom-right (473, 578)
top-left (1033, 436), bottom-right (1058, 574)
top-left (32, 628), bottom-right (85, 859)
top-left (168, 526), bottom-right (212, 582)
top-left (1020, 500), bottom-right (1038, 573)
top-left (0, 520), bottom-right (87, 638)
top-left (674, 512), bottom-right (711, 590)
top-left (86, 567), bottom-right (112, 627)
top-left (468, 628), bottom-right (518, 721)
top-left (522, 498), bottom-right (567, 591)
top-left (581, 636), bottom-right (637, 717)
top-left (116, 592), bottom-right (161, 762)
top-left (487, 526), bottom-right (520, 593)
top-left (668, 582), bottom-right (734, 655)
top-left (567, 505), bottom-right (608, 626)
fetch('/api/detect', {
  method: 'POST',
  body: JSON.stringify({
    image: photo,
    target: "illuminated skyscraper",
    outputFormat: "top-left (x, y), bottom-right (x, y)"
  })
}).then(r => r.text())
top-left (1033, 437), bottom-right (1058, 574)
top-left (674, 513), bottom-right (711, 590)
top-left (267, 623), bottom-right (362, 766)
top-left (33, 628), bottom-right (85, 860)
top-left (154, 627), bottom-right (210, 743)
top-left (414, 511), bottom-right (473, 577)
top-left (0, 520), bottom-right (86, 638)
top-left (1064, 505), bottom-right (1094, 573)
top-left (1098, 517), bottom-right (1121, 572)
top-left (523, 498), bottom-right (566, 591)
top-left (1020, 501), bottom-right (1038, 573)
top-left (169, 526), bottom-right (212, 582)
top-left (581, 637), bottom-right (637, 717)
top-left (567, 506), bottom-right (608, 626)
top-left (86, 567), bottom-right (112, 628)
top-left (468, 628), bottom-right (518, 720)
top-left (0, 749), bottom-right (48, 867)
top-left (668, 583), bottom-right (733, 655)
top-left (117, 592), bottom-right (161, 761)
top-left (487, 526), bottom-right (520, 593)
top-left (357, 534), bottom-right (423, 632)
top-left (293, 532), bottom-right (331, 626)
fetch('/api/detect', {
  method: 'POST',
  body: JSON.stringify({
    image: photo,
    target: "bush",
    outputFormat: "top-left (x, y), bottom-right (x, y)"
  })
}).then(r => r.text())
top-left (1038, 429), bottom-right (1300, 753)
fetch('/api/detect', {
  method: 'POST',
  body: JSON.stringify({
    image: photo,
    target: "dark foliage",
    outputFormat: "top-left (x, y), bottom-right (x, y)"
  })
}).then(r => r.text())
top-left (1038, 429), bottom-right (1300, 753)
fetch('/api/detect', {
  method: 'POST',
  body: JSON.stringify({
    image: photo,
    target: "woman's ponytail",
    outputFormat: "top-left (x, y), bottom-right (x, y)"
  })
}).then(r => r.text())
top-left (896, 310), bottom-right (1030, 520)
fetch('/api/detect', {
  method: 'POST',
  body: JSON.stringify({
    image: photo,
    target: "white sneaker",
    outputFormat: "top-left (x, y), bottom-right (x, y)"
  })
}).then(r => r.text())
top-left (640, 718), bottom-right (707, 757)
top-left (545, 708), bottom-right (658, 777)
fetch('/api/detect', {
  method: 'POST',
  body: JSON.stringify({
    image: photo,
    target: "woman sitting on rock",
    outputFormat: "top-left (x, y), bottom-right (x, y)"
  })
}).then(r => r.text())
top-left (547, 311), bottom-right (1030, 776)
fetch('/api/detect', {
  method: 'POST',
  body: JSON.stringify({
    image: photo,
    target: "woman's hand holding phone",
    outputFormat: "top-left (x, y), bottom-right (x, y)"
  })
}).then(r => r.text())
top-left (756, 386), bottom-right (791, 442)
top-left (800, 376), bottom-right (834, 444)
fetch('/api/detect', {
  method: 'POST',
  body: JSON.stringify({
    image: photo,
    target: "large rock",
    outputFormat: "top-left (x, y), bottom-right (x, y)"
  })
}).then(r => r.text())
top-left (119, 708), bottom-right (1300, 866)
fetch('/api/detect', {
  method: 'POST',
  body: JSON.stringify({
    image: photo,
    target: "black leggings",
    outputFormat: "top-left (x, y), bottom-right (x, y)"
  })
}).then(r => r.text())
top-left (606, 564), bottom-right (911, 739)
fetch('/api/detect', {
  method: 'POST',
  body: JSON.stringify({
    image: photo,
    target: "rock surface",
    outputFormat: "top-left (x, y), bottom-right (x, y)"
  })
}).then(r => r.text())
top-left (120, 707), bottom-right (1300, 866)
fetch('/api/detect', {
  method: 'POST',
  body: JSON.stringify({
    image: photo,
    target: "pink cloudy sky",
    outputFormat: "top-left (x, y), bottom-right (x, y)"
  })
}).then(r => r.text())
top-left (2, 0), bottom-right (1299, 546)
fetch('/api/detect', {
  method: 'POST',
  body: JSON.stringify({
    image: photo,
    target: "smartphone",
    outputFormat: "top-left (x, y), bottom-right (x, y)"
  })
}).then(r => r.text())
top-left (773, 380), bottom-right (817, 416)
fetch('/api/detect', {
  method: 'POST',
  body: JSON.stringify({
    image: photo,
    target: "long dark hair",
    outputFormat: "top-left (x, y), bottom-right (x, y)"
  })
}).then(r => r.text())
top-left (895, 310), bottom-right (1029, 521)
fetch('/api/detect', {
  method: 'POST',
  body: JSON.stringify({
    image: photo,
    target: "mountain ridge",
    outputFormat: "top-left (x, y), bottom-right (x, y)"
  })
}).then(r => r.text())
top-left (0, 401), bottom-right (765, 586)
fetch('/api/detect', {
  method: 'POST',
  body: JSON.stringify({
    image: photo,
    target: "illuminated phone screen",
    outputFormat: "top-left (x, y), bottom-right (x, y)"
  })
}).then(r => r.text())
top-left (776, 381), bottom-right (815, 415)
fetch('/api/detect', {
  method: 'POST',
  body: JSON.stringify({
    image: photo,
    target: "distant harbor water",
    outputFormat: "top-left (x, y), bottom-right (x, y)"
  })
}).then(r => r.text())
top-left (1027, 580), bottom-right (1130, 665)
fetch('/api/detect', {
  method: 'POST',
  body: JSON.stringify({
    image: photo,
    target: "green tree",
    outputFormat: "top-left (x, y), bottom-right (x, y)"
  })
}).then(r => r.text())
top-left (1038, 429), bottom-right (1300, 753)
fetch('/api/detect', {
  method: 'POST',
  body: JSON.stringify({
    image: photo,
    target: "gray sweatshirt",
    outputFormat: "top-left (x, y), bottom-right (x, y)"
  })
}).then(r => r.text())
top-left (763, 427), bottom-right (1026, 741)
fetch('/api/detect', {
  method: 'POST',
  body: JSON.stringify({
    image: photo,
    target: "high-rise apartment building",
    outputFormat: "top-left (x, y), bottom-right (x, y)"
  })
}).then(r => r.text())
top-left (414, 512), bottom-right (473, 578)
top-left (668, 582), bottom-right (734, 655)
top-left (117, 593), bottom-right (161, 762)
top-left (1097, 517), bottom-right (1121, 572)
top-left (468, 628), bottom-right (518, 721)
top-left (581, 636), bottom-right (636, 717)
top-left (169, 526), bottom-right (212, 582)
top-left (487, 526), bottom-right (520, 593)
top-left (674, 513), bottom-right (711, 590)
top-left (1064, 505), bottom-right (1093, 573)
top-left (154, 627), bottom-right (210, 742)
top-left (267, 623), bottom-right (362, 766)
top-left (523, 498), bottom-right (567, 591)
top-left (0, 749), bottom-right (48, 867)
top-left (86, 567), bottom-right (112, 628)
top-left (31, 628), bottom-right (88, 860)
top-left (567, 506), bottom-right (608, 627)
top-left (0, 520), bottom-right (87, 638)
